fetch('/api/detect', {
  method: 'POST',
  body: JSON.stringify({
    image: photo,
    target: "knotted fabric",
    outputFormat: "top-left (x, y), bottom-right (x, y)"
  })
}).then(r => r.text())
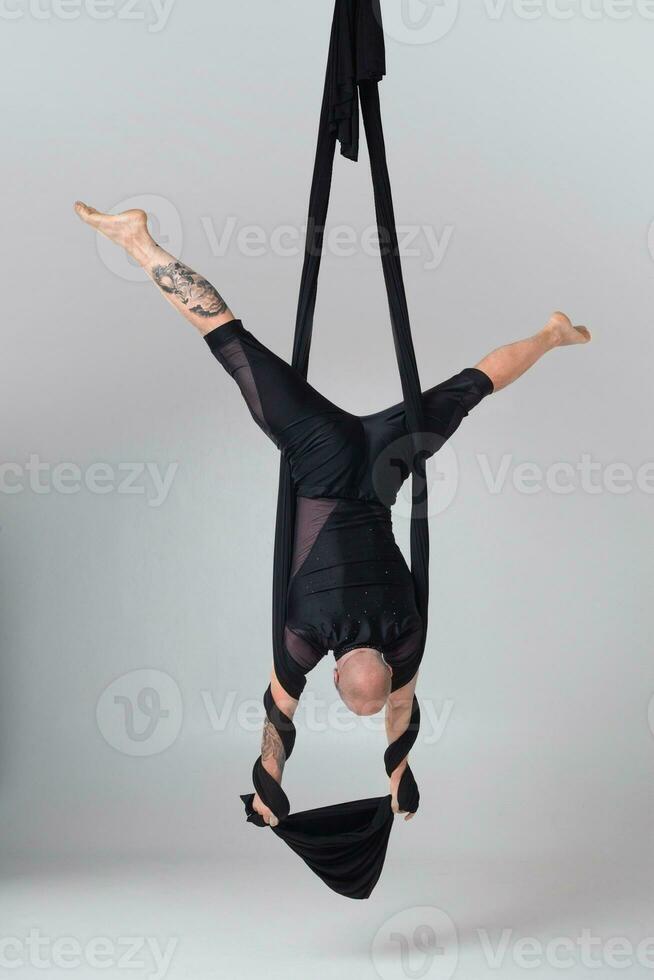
top-left (241, 689), bottom-right (420, 899)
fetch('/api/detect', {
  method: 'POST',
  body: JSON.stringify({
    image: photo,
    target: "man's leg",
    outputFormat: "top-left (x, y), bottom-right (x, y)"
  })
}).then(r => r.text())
top-left (74, 202), bottom-right (234, 335)
top-left (476, 312), bottom-right (591, 392)
top-left (74, 201), bottom-right (343, 444)
top-left (76, 202), bottom-right (325, 828)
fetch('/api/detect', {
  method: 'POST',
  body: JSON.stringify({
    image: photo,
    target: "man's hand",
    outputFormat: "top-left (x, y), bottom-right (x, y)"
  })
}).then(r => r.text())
top-left (389, 761), bottom-right (416, 822)
top-left (252, 792), bottom-right (279, 828)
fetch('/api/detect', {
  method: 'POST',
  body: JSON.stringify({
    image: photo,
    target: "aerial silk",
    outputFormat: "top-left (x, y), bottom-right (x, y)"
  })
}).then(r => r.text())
top-left (240, 0), bottom-right (429, 900)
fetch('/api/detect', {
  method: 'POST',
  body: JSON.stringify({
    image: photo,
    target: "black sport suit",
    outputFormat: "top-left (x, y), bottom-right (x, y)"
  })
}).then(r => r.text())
top-left (206, 318), bottom-right (493, 695)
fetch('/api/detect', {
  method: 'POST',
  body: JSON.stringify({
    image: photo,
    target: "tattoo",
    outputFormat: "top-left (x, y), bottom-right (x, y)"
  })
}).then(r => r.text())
top-left (152, 260), bottom-right (228, 318)
top-left (261, 719), bottom-right (286, 774)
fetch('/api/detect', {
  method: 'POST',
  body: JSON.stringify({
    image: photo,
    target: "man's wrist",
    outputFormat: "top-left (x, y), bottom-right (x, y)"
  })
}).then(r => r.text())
top-left (261, 717), bottom-right (286, 784)
top-left (262, 758), bottom-right (284, 783)
top-left (390, 758), bottom-right (408, 781)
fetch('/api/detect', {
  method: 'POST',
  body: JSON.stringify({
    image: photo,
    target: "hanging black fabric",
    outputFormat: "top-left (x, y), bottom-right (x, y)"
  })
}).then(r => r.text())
top-left (241, 0), bottom-right (429, 899)
top-left (241, 694), bottom-right (421, 900)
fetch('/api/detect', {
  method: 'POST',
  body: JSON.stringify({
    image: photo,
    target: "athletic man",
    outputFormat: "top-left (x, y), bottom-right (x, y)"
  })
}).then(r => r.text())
top-left (75, 201), bottom-right (591, 825)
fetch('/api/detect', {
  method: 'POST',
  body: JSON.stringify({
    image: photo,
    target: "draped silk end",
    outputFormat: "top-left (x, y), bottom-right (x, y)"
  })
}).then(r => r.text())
top-left (241, 794), bottom-right (394, 900)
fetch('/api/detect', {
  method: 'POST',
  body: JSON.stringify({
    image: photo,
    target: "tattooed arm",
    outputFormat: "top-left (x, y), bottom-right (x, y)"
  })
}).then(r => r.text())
top-left (252, 667), bottom-right (299, 827)
top-left (386, 672), bottom-right (418, 822)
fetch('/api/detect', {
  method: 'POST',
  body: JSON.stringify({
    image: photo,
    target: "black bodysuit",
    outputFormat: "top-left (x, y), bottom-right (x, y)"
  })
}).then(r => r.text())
top-left (206, 319), bottom-right (493, 695)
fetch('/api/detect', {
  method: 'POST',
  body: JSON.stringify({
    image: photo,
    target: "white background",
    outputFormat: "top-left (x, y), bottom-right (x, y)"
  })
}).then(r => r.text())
top-left (1, 1), bottom-right (653, 977)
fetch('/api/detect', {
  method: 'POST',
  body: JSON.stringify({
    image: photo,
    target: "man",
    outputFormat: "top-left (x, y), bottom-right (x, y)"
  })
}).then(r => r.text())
top-left (75, 201), bottom-right (591, 826)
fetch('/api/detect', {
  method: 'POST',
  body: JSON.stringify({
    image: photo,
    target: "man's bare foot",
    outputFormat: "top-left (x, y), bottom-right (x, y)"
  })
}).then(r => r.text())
top-left (545, 311), bottom-right (592, 347)
top-left (74, 202), bottom-right (155, 261)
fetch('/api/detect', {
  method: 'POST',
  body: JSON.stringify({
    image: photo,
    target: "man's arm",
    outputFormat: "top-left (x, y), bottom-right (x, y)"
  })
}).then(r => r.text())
top-left (385, 673), bottom-right (419, 822)
top-left (252, 667), bottom-right (299, 827)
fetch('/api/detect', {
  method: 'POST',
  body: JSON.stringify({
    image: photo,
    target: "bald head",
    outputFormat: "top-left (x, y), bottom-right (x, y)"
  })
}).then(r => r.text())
top-left (334, 647), bottom-right (393, 716)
